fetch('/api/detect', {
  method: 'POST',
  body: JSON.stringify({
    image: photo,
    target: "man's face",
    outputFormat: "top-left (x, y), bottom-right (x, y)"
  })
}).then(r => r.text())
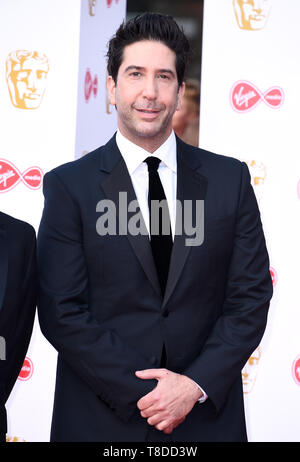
top-left (234, 0), bottom-right (271, 30)
top-left (8, 57), bottom-right (48, 109)
top-left (107, 40), bottom-right (184, 150)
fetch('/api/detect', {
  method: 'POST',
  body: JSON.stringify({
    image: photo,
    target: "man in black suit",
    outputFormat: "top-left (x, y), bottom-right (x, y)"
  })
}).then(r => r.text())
top-left (0, 212), bottom-right (36, 442)
top-left (37, 13), bottom-right (272, 442)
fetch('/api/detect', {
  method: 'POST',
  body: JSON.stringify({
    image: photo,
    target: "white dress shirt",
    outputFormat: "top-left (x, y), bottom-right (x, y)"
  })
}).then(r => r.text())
top-left (116, 129), bottom-right (207, 404)
top-left (116, 129), bottom-right (177, 239)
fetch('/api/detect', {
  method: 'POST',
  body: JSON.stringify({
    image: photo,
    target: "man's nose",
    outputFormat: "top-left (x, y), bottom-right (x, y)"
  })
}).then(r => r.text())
top-left (142, 77), bottom-right (157, 100)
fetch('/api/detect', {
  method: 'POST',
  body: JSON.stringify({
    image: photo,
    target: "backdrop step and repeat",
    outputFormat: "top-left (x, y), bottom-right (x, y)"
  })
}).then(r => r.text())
top-left (199, 0), bottom-right (300, 442)
top-left (0, 0), bottom-right (300, 443)
top-left (0, 0), bottom-right (126, 442)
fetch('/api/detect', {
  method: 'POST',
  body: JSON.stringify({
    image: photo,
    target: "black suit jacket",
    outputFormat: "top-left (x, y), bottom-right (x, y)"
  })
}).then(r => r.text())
top-left (37, 134), bottom-right (272, 442)
top-left (0, 212), bottom-right (36, 441)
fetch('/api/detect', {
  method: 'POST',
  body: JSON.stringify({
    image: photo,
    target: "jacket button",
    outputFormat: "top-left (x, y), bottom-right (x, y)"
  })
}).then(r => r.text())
top-left (149, 356), bottom-right (157, 365)
top-left (163, 310), bottom-right (169, 317)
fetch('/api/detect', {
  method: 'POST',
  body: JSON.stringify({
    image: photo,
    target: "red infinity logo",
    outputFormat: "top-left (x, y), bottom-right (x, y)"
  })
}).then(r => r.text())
top-left (107, 0), bottom-right (119, 6)
top-left (18, 357), bottom-right (34, 381)
top-left (84, 69), bottom-right (98, 102)
top-left (270, 267), bottom-right (277, 287)
top-left (230, 81), bottom-right (284, 113)
top-left (0, 159), bottom-right (43, 192)
top-left (292, 356), bottom-right (300, 386)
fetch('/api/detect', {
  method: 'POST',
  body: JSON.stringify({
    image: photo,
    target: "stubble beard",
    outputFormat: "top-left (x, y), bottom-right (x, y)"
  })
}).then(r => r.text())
top-left (119, 103), bottom-right (177, 145)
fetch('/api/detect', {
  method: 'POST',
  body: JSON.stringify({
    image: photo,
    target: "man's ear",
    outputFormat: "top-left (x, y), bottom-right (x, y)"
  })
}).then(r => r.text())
top-left (176, 82), bottom-right (186, 111)
top-left (106, 75), bottom-right (116, 106)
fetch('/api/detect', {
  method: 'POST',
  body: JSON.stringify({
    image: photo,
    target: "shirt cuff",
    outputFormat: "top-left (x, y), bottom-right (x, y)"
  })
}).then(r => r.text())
top-left (192, 380), bottom-right (208, 403)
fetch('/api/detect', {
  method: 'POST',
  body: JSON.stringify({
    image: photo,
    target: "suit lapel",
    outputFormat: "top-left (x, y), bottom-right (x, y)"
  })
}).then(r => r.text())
top-left (98, 135), bottom-right (207, 305)
top-left (0, 226), bottom-right (8, 313)
top-left (162, 138), bottom-right (207, 308)
top-left (99, 135), bottom-right (161, 298)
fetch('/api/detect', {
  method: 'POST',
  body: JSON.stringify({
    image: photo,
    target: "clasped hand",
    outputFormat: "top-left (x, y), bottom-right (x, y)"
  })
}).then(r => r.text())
top-left (135, 368), bottom-right (202, 434)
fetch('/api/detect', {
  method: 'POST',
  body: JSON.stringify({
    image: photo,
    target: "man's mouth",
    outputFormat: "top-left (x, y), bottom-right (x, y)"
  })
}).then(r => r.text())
top-left (136, 108), bottom-right (160, 113)
top-left (135, 108), bottom-right (161, 119)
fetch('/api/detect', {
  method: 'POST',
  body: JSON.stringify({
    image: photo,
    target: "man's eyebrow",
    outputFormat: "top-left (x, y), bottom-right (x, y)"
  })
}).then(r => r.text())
top-left (123, 65), bottom-right (176, 77)
top-left (124, 65), bottom-right (144, 72)
top-left (158, 69), bottom-right (176, 78)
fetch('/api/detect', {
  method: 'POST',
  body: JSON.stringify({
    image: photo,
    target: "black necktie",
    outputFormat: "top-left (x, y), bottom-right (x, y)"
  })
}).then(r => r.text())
top-left (144, 156), bottom-right (173, 296)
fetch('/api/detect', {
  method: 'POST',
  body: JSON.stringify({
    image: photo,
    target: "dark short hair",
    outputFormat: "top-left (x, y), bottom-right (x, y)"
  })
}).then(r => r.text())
top-left (106, 13), bottom-right (190, 88)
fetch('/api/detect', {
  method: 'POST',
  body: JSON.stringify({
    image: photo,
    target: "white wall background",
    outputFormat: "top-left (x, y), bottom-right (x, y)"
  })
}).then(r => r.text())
top-left (199, 0), bottom-right (300, 442)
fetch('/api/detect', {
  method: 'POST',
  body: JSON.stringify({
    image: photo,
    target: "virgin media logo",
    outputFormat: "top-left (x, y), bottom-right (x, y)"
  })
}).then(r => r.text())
top-left (18, 357), bottom-right (34, 381)
top-left (292, 356), bottom-right (300, 386)
top-left (230, 81), bottom-right (284, 113)
top-left (270, 266), bottom-right (277, 287)
top-left (84, 68), bottom-right (98, 102)
top-left (107, 0), bottom-right (119, 6)
top-left (0, 159), bottom-right (43, 192)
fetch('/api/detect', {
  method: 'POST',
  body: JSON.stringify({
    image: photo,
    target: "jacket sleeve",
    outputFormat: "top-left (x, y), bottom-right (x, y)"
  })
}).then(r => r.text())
top-left (5, 224), bottom-right (37, 401)
top-left (37, 170), bottom-right (156, 422)
top-left (0, 223), bottom-right (37, 402)
top-left (183, 162), bottom-right (273, 412)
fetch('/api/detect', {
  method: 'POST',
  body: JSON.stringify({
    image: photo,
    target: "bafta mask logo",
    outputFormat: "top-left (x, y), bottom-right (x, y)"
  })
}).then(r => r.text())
top-left (88, 0), bottom-right (97, 16)
top-left (233, 0), bottom-right (271, 31)
top-left (245, 159), bottom-right (267, 204)
top-left (246, 160), bottom-right (266, 186)
top-left (6, 50), bottom-right (49, 110)
top-left (6, 436), bottom-right (26, 442)
top-left (242, 346), bottom-right (261, 393)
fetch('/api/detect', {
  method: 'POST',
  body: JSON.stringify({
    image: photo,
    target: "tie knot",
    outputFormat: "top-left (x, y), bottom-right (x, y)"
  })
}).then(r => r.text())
top-left (144, 156), bottom-right (161, 172)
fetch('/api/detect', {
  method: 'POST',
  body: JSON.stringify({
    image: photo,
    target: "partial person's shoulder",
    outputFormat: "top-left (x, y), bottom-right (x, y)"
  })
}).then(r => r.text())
top-left (0, 212), bottom-right (36, 242)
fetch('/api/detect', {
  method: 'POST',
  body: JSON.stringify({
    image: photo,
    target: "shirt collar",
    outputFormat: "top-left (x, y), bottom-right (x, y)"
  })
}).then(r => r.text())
top-left (116, 129), bottom-right (177, 175)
